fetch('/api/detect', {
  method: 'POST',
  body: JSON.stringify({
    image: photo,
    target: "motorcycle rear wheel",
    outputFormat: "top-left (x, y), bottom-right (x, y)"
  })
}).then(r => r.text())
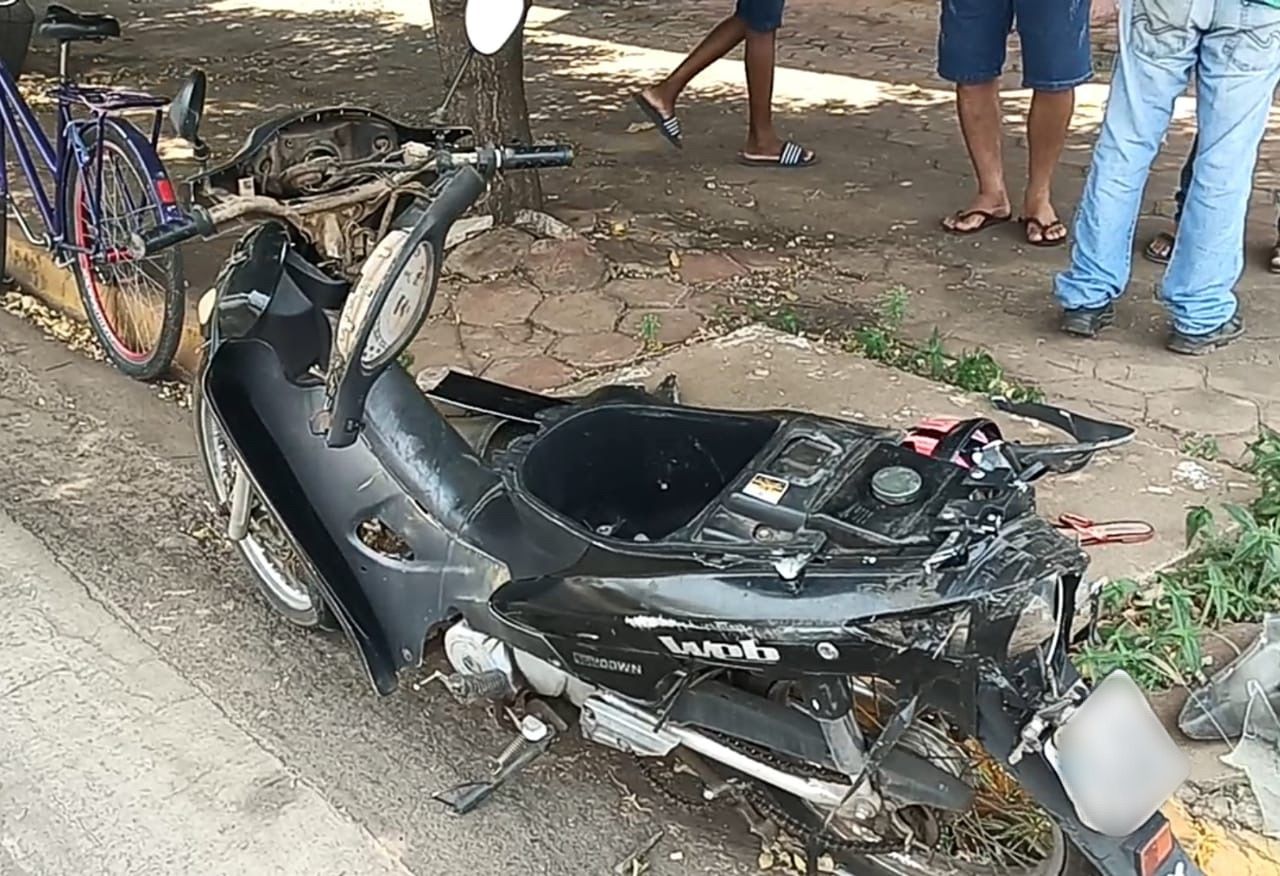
top-left (193, 374), bottom-right (337, 631)
top-left (749, 681), bottom-right (1099, 876)
top-left (756, 784), bottom-right (1097, 876)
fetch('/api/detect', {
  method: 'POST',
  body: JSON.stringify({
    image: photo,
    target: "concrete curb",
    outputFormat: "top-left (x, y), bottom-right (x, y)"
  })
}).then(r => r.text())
top-left (1166, 801), bottom-right (1280, 876)
top-left (6, 225), bottom-right (203, 377)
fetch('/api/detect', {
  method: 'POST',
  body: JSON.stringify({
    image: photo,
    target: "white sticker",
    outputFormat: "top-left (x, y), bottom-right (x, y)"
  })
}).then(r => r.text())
top-left (742, 473), bottom-right (789, 505)
top-left (237, 177), bottom-right (256, 197)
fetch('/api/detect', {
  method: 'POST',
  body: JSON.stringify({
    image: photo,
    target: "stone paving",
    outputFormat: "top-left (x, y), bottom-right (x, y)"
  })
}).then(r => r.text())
top-left (11, 0), bottom-right (1280, 457)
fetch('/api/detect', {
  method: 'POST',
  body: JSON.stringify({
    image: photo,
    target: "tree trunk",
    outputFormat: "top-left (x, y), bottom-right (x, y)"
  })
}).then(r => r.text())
top-left (429, 0), bottom-right (543, 224)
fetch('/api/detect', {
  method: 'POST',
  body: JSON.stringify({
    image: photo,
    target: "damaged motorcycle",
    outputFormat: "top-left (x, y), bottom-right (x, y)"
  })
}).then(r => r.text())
top-left (138, 3), bottom-right (1204, 874)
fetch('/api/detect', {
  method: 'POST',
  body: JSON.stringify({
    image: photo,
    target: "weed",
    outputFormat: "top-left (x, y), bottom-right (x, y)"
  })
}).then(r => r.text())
top-left (637, 313), bottom-right (663, 349)
top-left (1180, 433), bottom-right (1220, 462)
top-left (843, 289), bottom-right (1043, 403)
top-left (1080, 427), bottom-right (1280, 690)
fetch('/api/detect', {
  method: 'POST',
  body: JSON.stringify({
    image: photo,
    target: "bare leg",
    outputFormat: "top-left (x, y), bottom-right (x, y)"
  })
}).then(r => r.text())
top-left (943, 81), bottom-right (1011, 231)
top-left (742, 28), bottom-right (779, 155)
top-left (1023, 88), bottom-right (1075, 243)
top-left (643, 16), bottom-right (747, 116)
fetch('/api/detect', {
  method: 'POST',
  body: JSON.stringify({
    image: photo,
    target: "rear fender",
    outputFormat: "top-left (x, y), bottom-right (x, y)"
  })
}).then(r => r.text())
top-left (60, 116), bottom-right (184, 243)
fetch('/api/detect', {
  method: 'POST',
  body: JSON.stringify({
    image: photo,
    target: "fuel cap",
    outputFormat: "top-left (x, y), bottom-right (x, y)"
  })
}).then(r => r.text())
top-left (871, 465), bottom-right (922, 506)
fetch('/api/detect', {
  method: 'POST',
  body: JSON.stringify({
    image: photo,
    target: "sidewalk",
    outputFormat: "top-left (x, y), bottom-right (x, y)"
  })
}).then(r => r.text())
top-left (8, 0), bottom-right (1277, 459)
top-left (0, 508), bottom-right (413, 876)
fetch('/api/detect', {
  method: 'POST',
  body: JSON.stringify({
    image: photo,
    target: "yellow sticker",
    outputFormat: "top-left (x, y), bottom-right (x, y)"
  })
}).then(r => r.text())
top-left (743, 473), bottom-right (790, 505)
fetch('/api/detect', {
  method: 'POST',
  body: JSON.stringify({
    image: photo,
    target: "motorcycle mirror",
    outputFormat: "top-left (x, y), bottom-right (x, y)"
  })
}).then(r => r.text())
top-left (465, 0), bottom-right (524, 55)
top-left (169, 69), bottom-right (209, 161)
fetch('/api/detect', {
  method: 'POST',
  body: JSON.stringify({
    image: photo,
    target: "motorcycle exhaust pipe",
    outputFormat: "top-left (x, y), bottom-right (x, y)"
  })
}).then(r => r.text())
top-left (583, 694), bottom-right (880, 817)
top-left (227, 467), bottom-right (252, 542)
top-left (667, 722), bottom-right (881, 818)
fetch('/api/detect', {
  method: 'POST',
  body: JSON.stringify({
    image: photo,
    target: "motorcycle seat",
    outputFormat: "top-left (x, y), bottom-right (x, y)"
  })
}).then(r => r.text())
top-left (37, 4), bottom-right (120, 42)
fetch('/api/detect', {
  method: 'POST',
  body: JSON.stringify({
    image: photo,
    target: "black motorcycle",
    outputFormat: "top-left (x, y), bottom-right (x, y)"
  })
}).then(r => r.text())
top-left (137, 5), bottom-right (1204, 875)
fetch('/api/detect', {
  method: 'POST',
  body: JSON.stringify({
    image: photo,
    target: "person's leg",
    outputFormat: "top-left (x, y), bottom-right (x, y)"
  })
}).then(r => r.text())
top-left (937, 0), bottom-right (1016, 231)
top-left (642, 15), bottom-right (748, 117)
top-left (1016, 0), bottom-right (1092, 245)
top-left (1271, 189), bottom-right (1280, 273)
top-left (1147, 135), bottom-right (1199, 262)
top-left (743, 25), bottom-right (780, 156)
top-left (733, 0), bottom-right (814, 163)
top-left (1053, 0), bottom-right (1198, 333)
top-left (1163, 2), bottom-right (1280, 351)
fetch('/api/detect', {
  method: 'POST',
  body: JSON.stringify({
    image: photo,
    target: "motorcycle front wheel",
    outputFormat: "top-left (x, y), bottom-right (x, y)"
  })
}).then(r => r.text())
top-left (193, 373), bottom-right (337, 631)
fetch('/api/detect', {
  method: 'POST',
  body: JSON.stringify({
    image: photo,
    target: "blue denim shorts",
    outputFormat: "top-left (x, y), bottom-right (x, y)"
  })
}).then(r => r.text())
top-left (937, 0), bottom-right (1092, 91)
top-left (735, 0), bottom-right (784, 32)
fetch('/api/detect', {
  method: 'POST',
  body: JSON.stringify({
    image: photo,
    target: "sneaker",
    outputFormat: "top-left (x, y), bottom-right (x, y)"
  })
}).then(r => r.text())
top-left (1166, 315), bottom-right (1245, 356)
top-left (1060, 302), bottom-right (1115, 339)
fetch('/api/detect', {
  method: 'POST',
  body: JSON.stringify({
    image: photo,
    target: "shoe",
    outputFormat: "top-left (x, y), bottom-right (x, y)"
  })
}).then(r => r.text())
top-left (1166, 314), bottom-right (1244, 355)
top-left (1060, 302), bottom-right (1115, 339)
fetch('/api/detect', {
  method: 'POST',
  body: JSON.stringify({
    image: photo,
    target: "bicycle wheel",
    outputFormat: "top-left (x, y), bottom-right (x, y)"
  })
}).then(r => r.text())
top-left (63, 124), bottom-right (185, 381)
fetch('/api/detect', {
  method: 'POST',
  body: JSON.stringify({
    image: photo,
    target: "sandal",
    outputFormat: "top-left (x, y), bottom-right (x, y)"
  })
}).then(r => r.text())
top-left (737, 141), bottom-right (818, 168)
top-left (632, 92), bottom-right (682, 149)
top-left (1143, 230), bottom-right (1175, 265)
top-left (1270, 242), bottom-right (1280, 274)
top-left (1022, 217), bottom-right (1068, 247)
top-left (941, 209), bottom-right (1011, 235)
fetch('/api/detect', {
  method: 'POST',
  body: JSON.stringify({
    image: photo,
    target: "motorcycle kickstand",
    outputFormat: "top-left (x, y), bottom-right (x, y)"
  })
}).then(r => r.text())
top-left (433, 699), bottom-right (567, 815)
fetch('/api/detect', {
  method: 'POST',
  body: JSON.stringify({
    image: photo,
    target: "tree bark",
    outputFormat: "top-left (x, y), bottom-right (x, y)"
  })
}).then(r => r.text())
top-left (429, 0), bottom-right (543, 224)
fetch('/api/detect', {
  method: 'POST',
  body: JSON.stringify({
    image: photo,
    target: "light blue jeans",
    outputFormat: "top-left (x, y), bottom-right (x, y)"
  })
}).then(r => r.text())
top-left (1055, 0), bottom-right (1280, 336)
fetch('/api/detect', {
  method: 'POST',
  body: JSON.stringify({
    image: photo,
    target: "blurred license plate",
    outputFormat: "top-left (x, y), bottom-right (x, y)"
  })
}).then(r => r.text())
top-left (1044, 670), bottom-right (1189, 837)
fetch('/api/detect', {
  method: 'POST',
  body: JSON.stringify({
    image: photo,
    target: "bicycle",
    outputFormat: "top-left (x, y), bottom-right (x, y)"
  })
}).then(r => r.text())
top-left (0, 2), bottom-right (191, 380)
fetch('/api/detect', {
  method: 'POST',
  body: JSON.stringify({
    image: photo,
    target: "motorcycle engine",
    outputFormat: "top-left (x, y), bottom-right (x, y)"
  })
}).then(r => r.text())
top-left (443, 621), bottom-right (592, 705)
top-left (241, 115), bottom-right (402, 199)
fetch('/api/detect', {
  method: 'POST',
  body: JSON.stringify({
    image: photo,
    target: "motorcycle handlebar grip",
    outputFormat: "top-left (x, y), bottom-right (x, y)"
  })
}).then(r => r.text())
top-left (501, 143), bottom-right (575, 170)
top-left (127, 205), bottom-right (216, 258)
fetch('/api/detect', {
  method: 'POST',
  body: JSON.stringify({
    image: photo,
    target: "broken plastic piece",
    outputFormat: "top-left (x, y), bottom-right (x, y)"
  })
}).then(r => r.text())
top-left (1220, 681), bottom-right (1280, 839)
top-left (1179, 614), bottom-right (1280, 742)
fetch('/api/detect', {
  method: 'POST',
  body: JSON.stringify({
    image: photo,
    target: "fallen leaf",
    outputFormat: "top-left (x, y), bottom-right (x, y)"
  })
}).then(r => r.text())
top-left (626, 121), bottom-right (655, 134)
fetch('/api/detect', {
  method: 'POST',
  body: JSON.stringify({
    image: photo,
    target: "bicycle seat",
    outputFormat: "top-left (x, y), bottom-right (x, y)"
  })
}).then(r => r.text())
top-left (37, 5), bottom-right (120, 42)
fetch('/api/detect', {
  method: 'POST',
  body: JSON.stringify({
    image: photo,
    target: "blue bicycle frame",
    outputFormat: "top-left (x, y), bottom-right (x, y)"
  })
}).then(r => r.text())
top-left (0, 44), bottom-right (183, 262)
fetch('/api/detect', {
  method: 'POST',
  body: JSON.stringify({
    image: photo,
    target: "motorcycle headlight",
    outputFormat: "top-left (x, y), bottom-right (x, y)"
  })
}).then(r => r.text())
top-left (334, 228), bottom-right (436, 370)
top-left (1006, 577), bottom-right (1063, 658)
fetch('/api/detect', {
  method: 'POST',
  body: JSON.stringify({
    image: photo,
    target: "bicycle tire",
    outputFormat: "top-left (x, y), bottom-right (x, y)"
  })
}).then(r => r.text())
top-left (63, 123), bottom-right (185, 381)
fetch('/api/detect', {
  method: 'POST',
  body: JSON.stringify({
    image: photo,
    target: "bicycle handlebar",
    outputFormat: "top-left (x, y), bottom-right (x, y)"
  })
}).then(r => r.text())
top-left (128, 141), bottom-right (575, 258)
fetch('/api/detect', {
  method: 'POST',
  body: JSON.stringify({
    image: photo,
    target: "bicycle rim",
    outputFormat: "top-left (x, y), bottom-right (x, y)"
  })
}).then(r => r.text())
top-left (71, 136), bottom-right (180, 373)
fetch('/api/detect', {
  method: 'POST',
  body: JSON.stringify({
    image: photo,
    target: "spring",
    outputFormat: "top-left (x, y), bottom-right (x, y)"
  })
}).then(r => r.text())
top-left (443, 669), bottom-right (510, 703)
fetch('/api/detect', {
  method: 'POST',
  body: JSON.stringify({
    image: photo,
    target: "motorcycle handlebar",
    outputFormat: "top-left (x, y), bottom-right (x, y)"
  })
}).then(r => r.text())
top-left (127, 141), bottom-right (574, 257)
top-left (498, 143), bottom-right (574, 170)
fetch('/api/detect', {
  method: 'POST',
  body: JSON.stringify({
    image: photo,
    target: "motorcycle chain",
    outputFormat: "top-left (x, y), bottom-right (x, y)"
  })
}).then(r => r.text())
top-left (634, 755), bottom-right (715, 812)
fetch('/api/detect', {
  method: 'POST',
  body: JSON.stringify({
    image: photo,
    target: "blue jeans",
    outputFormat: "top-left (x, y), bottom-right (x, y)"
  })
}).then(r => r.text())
top-left (937, 0), bottom-right (1093, 91)
top-left (1173, 134), bottom-right (1280, 232)
top-left (1055, 0), bottom-right (1280, 335)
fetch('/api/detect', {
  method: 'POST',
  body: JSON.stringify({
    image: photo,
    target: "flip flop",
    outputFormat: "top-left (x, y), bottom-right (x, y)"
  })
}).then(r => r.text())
top-left (737, 141), bottom-right (818, 168)
top-left (1023, 217), bottom-right (1068, 248)
top-left (941, 209), bottom-right (1011, 235)
top-left (631, 93), bottom-right (682, 149)
top-left (1143, 231), bottom-right (1175, 265)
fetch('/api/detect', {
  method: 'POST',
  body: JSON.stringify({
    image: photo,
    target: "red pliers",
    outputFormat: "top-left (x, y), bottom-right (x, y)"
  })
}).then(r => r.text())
top-left (1054, 513), bottom-right (1154, 546)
